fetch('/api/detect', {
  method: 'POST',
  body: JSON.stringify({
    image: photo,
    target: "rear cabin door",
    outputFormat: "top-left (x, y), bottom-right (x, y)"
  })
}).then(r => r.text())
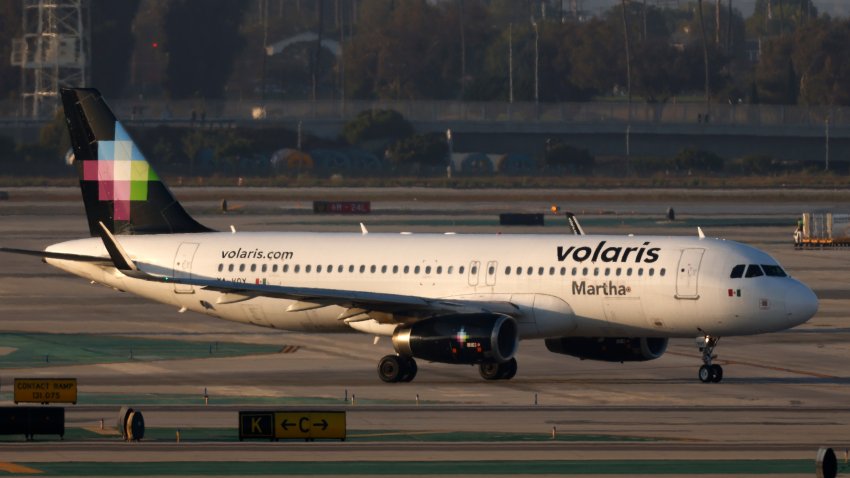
top-left (675, 248), bottom-right (704, 299)
top-left (173, 242), bottom-right (199, 294)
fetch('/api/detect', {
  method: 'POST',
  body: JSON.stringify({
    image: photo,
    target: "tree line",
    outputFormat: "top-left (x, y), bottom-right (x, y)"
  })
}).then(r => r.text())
top-left (2, 0), bottom-right (850, 106)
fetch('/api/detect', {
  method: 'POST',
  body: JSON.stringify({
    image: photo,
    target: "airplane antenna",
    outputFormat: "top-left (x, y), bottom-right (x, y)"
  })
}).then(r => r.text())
top-left (360, 223), bottom-right (369, 235)
top-left (697, 227), bottom-right (705, 239)
top-left (230, 225), bottom-right (236, 234)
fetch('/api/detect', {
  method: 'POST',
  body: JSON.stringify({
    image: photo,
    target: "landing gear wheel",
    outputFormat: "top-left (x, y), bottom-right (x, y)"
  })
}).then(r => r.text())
top-left (500, 358), bottom-right (518, 380)
top-left (378, 355), bottom-right (417, 383)
top-left (378, 355), bottom-right (403, 383)
top-left (399, 356), bottom-right (418, 383)
top-left (479, 359), bottom-right (518, 381)
top-left (696, 335), bottom-right (722, 384)
top-left (710, 364), bottom-right (723, 383)
top-left (698, 365), bottom-right (712, 383)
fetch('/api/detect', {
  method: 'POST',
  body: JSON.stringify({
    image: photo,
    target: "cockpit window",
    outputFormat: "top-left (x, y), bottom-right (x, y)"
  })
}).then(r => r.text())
top-left (730, 264), bottom-right (745, 279)
top-left (761, 265), bottom-right (787, 277)
top-left (745, 264), bottom-right (764, 278)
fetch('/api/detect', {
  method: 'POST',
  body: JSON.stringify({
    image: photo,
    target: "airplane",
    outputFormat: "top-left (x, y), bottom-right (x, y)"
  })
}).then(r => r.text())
top-left (1, 88), bottom-right (818, 384)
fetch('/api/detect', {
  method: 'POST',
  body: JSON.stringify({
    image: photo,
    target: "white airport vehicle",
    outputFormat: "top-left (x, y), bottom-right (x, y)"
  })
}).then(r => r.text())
top-left (1, 89), bottom-right (819, 384)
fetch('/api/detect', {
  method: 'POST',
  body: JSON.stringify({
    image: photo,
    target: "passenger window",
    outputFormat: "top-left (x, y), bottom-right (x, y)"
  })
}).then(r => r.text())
top-left (516, 267), bottom-right (522, 276)
top-left (348, 265), bottom-right (354, 273)
top-left (426, 266), bottom-right (432, 274)
top-left (415, 266), bottom-right (421, 274)
top-left (549, 267), bottom-right (555, 275)
top-left (571, 267), bottom-right (577, 276)
top-left (294, 265), bottom-right (300, 273)
top-left (262, 264), bottom-right (268, 273)
top-left (316, 265), bottom-right (322, 273)
top-left (593, 267), bottom-right (599, 276)
top-left (660, 268), bottom-right (666, 276)
top-left (649, 268), bottom-right (654, 277)
top-left (228, 264), bottom-right (234, 272)
top-left (459, 266), bottom-right (465, 274)
top-left (604, 268), bottom-right (610, 276)
top-left (448, 266), bottom-right (454, 274)
top-left (471, 266), bottom-right (478, 275)
top-left (560, 267), bottom-right (566, 276)
top-left (537, 267), bottom-right (544, 275)
top-left (217, 264), bottom-right (223, 272)
top-left (616, 267), bottom-right (622, 276)
top-left (327, 264), bottom-right (332, 273)
top-left (404, 266), bottom-right (410, 274)
top-left (306, 265), bottom-right (311, 273)
top-left (283, 264), bottom-right (289, 273)
top-left (488, 265), bottom-right (495, 275)
top-left (272, 264), bottom-right (278, 273)
top-left (338, 265), bottom-right (344, 273)
top-left (505, 266), bottom-right (512, 275)
top-left (526, 266), bottom-right (533, 275)
top-left (730, 264), bottom-right (745, 279)
top-left (370, 265), bottom-right (376, 273)
top-left (381, 265), bottom-right (387, 273)
top-left (359, 265), bottom-right (366, 273)
top-left (393, 265), bottom-right (399, 274)
top-left (745, 264), bottom-right (764, 278)
top-left (239, 264), bottom-right (246, 272)
top-left (437, 266), bottom-right (442, 274)
top-left (761, 265), bottom-right (787, 277)
top-left (627, 268), bottom-right (632, 276)
top-left (638, 268), bottom-right (644, 276)
top-left (582, 267), bottom-right (588, 276)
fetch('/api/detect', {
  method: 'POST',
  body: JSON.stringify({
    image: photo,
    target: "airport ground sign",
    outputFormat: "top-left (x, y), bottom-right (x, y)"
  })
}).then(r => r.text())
top-left (14, 378), bottom-right (77, 404)
top-left (239, 410), bottom-right (346, 441)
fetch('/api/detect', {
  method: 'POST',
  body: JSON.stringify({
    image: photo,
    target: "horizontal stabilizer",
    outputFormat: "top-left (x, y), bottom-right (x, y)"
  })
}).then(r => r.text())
top-left (0, 247), bottom-right (110, 264)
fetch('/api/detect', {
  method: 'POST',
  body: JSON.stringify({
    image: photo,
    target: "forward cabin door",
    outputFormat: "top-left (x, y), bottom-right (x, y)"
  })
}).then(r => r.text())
top-left (675, 248), bottom-right (704, 299)
top-left (173, 242), bottom-right (199, 293)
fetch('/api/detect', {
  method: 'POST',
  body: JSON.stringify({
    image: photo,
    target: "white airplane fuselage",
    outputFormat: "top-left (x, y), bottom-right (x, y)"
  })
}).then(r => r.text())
top-left (45, 232), bottom-right (817, 340)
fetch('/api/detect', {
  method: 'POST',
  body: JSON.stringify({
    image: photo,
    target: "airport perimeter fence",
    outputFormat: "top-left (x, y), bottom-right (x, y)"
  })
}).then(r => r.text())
top-left (2, 98), bottom-right (850, 129)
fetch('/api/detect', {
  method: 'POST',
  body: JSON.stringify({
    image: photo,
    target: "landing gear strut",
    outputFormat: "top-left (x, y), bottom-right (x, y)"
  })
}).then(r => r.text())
top-left (697, 336), bottom-right (723, 383)
top-left (377, 354), bottom-right (417, 383)
top-left (479, 358), bottom-right (518, 380)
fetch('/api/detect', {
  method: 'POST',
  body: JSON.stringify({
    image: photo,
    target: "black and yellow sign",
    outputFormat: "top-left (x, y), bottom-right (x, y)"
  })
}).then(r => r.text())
top-left (14, 378), bottom-right (77, 404)
top-left (238, 411), bottom-right (275, 440)
top-left (239, 410), bottom-right (346, 441)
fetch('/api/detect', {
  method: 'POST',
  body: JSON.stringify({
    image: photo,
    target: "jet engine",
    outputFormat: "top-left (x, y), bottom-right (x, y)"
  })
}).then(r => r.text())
top-left (392, 313), bottom-right (518, 365)
top-left (544, 337), bottom-right (668, 362)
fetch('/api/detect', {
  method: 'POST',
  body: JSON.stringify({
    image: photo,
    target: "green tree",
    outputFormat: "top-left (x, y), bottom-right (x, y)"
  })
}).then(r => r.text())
top-left (90, 0), bottom-right (142, 98)
top-left (163, 0), bottom-right (249, 99)
top-left (342, 109), bottom-right (413, 146)
top-left (385, 133), bottom-right (448, 172)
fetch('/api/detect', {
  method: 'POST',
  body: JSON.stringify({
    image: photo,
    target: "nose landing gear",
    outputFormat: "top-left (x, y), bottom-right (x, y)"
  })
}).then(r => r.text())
top-left (697, 336), bottom-right (723, 383)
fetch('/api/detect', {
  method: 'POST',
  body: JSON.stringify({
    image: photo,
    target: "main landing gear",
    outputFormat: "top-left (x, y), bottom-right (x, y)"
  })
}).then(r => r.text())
top-left (377, 354), bottom-right (418, 383)
top-left (478, 358), bottom-right (518, 380)
top-left (697, 336), bottom-right (723, 383)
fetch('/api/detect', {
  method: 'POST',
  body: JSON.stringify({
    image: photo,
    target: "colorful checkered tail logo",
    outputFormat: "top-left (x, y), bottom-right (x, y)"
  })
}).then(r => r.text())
top-left (60, 88), bottom-right (212, 236)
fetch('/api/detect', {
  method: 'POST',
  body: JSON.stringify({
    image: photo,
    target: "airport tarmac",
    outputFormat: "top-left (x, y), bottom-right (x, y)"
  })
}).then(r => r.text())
top-left (0, 187), bottom-right (849, 477)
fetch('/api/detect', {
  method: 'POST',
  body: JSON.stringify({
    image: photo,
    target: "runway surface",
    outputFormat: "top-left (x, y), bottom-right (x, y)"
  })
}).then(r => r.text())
top-left (0, 187), bottom-right (848, 477)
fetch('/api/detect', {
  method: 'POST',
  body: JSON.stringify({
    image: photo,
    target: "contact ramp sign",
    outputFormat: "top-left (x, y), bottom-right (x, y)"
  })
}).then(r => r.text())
top-left (14, 378), bottom-right (77, 404)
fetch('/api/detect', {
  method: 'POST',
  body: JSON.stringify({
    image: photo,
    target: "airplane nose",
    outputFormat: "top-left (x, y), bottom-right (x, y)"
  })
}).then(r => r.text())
top-left (785, 280), bottom-right (818, 326)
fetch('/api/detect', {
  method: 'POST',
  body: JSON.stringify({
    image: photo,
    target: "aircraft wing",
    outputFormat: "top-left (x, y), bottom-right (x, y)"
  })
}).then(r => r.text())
top-left (0, 247), bottom-right (112, 265)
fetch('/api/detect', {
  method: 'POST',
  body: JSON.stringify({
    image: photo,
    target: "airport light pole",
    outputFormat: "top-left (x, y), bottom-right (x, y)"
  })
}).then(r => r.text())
top-left (532, 16), bottom-right (539, 107)
top-left (508, 23), bottom-right (514, 104)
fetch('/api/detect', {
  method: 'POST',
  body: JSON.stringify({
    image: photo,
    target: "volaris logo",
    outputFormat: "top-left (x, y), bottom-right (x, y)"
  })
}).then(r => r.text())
top-left (81, 121), bottom-right (159, 221)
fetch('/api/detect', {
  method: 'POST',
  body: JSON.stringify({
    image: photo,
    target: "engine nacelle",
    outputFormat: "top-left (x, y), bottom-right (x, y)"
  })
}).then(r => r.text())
top-left (392, 313), bottom-right (519, 365)
top-left (544, 337), bottom-right (668, 362)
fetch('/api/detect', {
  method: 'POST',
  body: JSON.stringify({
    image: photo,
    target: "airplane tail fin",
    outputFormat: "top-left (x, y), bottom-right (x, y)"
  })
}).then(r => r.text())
top-left (60, 88), bottom-right (212, 236)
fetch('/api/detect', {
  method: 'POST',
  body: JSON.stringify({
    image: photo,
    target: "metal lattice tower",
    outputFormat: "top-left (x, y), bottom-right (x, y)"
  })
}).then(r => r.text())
top-left (10, 0), bottom-right (89, 118)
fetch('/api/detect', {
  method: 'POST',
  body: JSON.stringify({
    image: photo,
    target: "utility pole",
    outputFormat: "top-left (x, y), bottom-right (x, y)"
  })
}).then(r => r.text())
top-left (532, 16), bottom-right (539, 106)
top-left (508, 23), bottom-right (514, 104)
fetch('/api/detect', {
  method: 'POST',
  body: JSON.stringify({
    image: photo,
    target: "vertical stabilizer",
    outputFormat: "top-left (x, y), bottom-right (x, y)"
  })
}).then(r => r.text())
top-left (60, 88), bottom-right (212, 235)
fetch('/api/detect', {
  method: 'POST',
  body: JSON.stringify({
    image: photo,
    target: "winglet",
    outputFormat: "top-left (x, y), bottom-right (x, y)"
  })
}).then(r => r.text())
top-left (697, 227), bottom-right (705, 239)
top-left (97, 221), bottom-right (139, 271)
top-left (565, 212), bottom-right (585, 236)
